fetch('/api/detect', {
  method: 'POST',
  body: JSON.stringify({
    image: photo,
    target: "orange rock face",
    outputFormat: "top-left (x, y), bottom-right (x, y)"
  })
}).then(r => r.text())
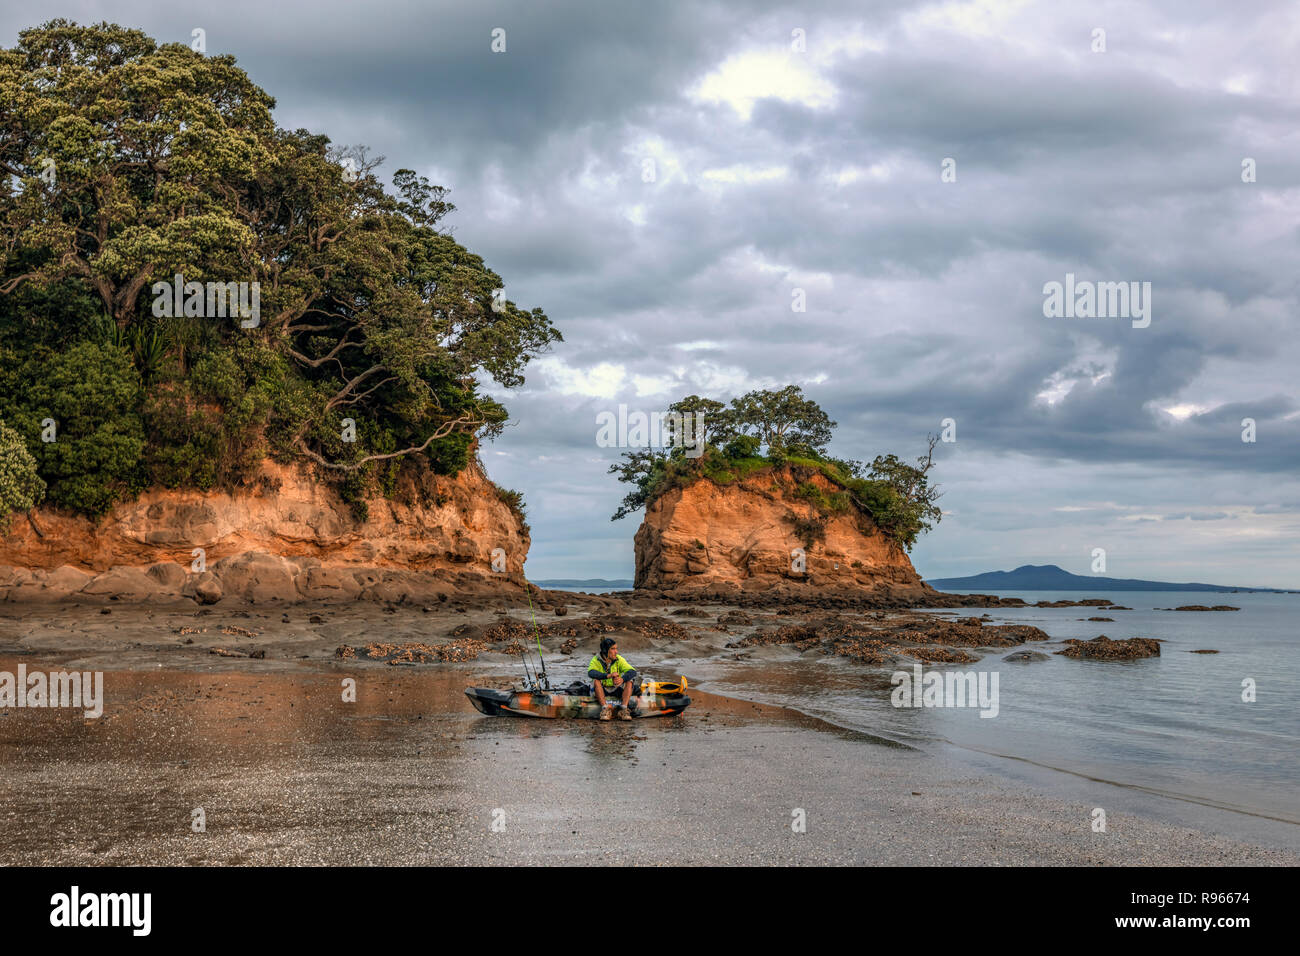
top-left (634, 465), bottom-right (929, 599)
top-left (0, 456), bottom-right (529, 603)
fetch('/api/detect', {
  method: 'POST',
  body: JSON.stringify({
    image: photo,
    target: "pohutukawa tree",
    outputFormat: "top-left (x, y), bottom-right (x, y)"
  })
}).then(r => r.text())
top-left (725, 385), bottom-right (835, 457)
top-left (0, 20), bottom-right (559, 514)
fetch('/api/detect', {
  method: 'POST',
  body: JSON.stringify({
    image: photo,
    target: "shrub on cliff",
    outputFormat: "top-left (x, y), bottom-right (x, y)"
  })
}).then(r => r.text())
top-left (492, 483), bottom-right (530, 536)
top-left (0, 418), bottom-right (45, 527)
top-left (0, 342), bottom-right (146, 514)
top-left (0, 20), bottom-right (559, 515)
top-left (723, 434), bottom-right (761, 459)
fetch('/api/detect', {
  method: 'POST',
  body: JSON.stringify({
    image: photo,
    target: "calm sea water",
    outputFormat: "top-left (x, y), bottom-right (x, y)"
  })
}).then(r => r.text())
top-left (673, 590), bottom-right (1300, 845)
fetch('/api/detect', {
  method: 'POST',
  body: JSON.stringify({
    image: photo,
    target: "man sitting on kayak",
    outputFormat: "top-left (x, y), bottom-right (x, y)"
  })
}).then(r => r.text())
top-left (588, 637), bottom-right (639, 721)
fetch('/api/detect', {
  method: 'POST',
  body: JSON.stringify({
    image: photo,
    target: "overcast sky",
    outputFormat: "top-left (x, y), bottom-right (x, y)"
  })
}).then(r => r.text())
top-left (8, 1), bottom-right (1299, 587)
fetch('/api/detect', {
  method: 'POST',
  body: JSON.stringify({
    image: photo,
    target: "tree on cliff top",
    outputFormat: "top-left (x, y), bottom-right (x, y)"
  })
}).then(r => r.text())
top-left (0, 20), bottom-right (559, 513)
top-left (608, 387), bottom-right (942, 549)
top-left (727, 385), bottom-right (835, 457)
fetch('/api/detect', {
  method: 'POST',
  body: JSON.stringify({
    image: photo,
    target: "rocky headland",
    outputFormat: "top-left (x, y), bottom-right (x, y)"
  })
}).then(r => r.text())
top-left (0, 457), bottom-right (528, 605)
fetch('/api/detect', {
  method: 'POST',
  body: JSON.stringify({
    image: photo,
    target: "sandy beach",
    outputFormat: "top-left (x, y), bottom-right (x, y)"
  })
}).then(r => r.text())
top-left (1, 600), bottom-right (1295, 867)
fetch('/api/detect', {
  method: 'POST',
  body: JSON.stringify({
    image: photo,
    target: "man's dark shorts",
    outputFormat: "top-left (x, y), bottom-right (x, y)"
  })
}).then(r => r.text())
top-left (592, 677), bottom-right (641, 698)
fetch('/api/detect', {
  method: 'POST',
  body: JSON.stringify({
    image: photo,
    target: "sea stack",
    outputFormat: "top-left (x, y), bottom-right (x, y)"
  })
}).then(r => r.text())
top-left (633, 462), bottom-right (931, 602)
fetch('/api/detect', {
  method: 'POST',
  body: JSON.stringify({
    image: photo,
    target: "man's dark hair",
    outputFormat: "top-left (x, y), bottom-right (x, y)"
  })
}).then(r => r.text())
top-left (599, 637), bottom-right (617, 656)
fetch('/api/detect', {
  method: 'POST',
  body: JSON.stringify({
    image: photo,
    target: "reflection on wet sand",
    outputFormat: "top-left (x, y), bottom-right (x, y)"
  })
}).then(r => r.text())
top-left (1, 654), bottom-right (1294, 865)
top-left (0, 657), bottom-right (783, 864)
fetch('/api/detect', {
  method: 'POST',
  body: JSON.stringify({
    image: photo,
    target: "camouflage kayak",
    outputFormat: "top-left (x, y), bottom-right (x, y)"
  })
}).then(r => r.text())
top-left (465, 677), bottom-right (690, 719)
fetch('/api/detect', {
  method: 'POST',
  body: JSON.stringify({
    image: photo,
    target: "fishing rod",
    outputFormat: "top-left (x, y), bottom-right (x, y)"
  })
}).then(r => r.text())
top-left (520, 639), bottom-right (535, 689)
top-left (492, 554), bottom-right (540, 691)
top-left (488, 547), bottom-right (552, 692)
top-left (524, 581), bottom-right (550, 690)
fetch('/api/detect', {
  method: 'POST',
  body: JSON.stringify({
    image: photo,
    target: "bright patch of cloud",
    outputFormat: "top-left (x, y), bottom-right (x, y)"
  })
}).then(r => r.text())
top-left (701, 164), bottom-right (789, 185)
top-left (689, 49), bottom-right (836, 120)
top-left (1224, 74), bottom-right (1255, 95)
top-left (904, 0), bottom-right (1036, 41)
top-left (632, 373), bottom-right (678, 396)
top-left (535, 358), bottom-right (626, 399)
top-left (623, 135), bottom-right (687, 186)
top-left (687, 362), bottom-right (775, 396)
top-left (831, 162), bottom-right (893, 186)
top-left (1162, 403), bottom-right (1215, 420)
top-left (1034, 338), bottom-right (1118, 406)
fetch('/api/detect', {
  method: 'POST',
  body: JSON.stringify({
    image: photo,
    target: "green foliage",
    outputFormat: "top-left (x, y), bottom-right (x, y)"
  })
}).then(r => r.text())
top-left (338, 471), bottom-right (370, 522)
top-left (492, 482), bottom-right (529, 536)
top-left (794, 480), bottom-right (851, 515)
top-left (722, 434), bottom-right (760, 459)
top-left (141, 343), bottom-right (281, 489)
top-left (853, 445), bottom-right (944, 547)
top-left (726, 385), bottom-right (835, 456)
top-left (0, 21), bottom-right (559, 515)
top-left (0, 342), bottom-right (146, 514)
top-left (424, 431), bottom-right (475, 476)
top-left (668, 395), bottom-right (730, 447)
top-left (0, 417), bottom-right (45, 527)
top-left (607, 449), bottom-right (670, 522)
top-left (701, 450), bottom-right (769, 484)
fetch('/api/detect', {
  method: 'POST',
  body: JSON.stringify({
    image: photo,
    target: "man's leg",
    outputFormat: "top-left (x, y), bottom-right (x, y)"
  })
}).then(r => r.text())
top-left (593, 681), bottom-right (612, 719)
top-left (617, 679), bottom-right (634, 719)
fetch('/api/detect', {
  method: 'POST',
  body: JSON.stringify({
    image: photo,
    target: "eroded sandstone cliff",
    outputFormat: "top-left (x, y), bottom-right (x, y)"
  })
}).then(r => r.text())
top-left (0, 456), bottom-right (529, 604)
top-left (633, 464), bottom-right (933, 602)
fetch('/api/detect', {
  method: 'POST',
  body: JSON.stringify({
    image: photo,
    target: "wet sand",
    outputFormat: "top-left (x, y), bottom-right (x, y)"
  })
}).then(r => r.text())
top-left (1, 619), bottom-right (1296, 865)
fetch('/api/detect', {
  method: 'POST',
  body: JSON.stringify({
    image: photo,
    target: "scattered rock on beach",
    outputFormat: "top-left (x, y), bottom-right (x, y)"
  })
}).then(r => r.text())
top-left (903, 646), bottom-right (978, 664)
top-left (671, 607), bottom-right (710, 618)
top-left (145, 562), bottom-right (188, 590)
top-left (193, 575), bottom-right (223, 605)
top-left (823, 637), bottom-right (898, 664)
top-left (718, 609), bottom-right (753, 627)
top-left (336, 639), bottom-right (492, 664)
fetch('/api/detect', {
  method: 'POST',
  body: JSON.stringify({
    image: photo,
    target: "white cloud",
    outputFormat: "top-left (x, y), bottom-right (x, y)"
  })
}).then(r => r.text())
top-left (1162, 403), bottom-right (1215, 420)
top-left (534, 358), bottom-right (626, 399)
top-left (632, 373), bottom-right (678, 396)
top-left (689, 48), bottom-right (836, 120)
top-left (903, 0), bottom-right (1035, 40)
top-left (700, 164), bottom-right (789, 185)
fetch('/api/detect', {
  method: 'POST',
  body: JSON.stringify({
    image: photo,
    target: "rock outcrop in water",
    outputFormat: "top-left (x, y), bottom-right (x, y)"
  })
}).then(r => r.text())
top-left (0, 456), bottom-right (528, 604)
top-left (633, 464), bottom-right (932, 603)
top-left (724, 611), bottom-right (1051, 663)
top-left (1057, 635), bottom-right (1162, 660)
